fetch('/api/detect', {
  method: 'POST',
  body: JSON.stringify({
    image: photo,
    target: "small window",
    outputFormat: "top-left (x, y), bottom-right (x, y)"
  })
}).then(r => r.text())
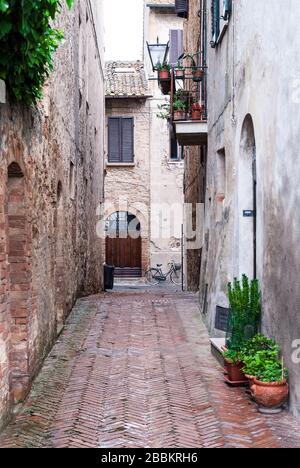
top-left (175, 0), bottom-right (189, 19)
top-left (108, 117), bottom-right (134, 163)
top-left (169, 30), bottom-right (184, 66)
top-left (170, 134), bottom-right (184, 161)
top-left (216, 148), bottom-right (226, 200)
top-left (211, 0), bottom-right (232, 48)
top-left (69, 162), bottom-right (75, 200)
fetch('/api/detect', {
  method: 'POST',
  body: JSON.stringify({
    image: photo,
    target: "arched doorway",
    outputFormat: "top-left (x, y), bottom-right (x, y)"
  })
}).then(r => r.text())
top-left (239, 115), bottom-right (257, 278)
top-left (7, 162), bottom-right (30, 403)
top-left (105, 211), bottom-right (142, 277)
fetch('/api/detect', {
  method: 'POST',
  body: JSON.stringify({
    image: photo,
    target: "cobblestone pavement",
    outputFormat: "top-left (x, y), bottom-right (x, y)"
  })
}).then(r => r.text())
top-left (1, 290), bottom-right (300, 448)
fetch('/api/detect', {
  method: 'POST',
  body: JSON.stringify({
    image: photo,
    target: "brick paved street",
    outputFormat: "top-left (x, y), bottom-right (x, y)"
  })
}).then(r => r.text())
top-left (0, 290), bottom-right (300, 448)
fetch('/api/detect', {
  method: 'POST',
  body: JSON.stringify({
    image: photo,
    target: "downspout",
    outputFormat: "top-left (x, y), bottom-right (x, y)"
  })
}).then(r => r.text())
top-left (231, 0), bottom-right (236, 124)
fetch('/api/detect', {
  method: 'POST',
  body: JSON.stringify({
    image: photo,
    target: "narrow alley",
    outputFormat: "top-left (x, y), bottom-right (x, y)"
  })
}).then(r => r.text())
top-left (0, 290), bottom-right (299, 449)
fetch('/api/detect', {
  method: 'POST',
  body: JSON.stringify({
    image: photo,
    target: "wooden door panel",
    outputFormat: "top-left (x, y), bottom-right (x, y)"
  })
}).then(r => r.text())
top-left (106, 236), bottom-right (141, 274)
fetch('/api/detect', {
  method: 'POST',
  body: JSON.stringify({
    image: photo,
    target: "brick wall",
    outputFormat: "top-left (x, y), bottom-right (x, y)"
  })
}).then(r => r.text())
top-left (0, 0), bottom-right (105, 428)
top-left (183, 0), bottom-right (207, 291)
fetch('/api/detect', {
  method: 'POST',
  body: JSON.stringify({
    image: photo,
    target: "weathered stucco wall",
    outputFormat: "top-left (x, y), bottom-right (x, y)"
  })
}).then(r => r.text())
top-left (200, 0), bottom-right (300, 418)
top-left (0, 0), bottom-right (105, 428)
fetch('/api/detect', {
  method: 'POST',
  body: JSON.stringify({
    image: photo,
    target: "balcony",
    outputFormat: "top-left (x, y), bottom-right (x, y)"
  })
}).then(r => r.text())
top-left (169, 64), bottom-right (208, 146)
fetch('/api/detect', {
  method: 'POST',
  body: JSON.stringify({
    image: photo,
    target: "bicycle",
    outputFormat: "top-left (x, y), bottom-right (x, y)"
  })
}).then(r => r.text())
top-left (145, 260), bottom-right (184, 286)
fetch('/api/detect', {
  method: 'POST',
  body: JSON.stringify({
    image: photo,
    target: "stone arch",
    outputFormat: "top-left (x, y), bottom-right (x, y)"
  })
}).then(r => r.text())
top-left (54, 181), bottom-right (66, 329)
top-left (238, 114), bottom-right (257, 278)
top-left (7, 162), bottom-right (31, 403)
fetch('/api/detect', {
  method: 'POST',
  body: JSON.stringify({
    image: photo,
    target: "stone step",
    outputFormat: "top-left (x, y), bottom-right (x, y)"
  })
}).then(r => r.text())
top-left (210, 338), bottom-right (226, 367)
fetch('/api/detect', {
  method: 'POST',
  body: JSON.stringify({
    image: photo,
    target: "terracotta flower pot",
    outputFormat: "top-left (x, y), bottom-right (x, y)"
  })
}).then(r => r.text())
top-left (191, 110), bottom-right (202, 120)
top-left (159, 70), bottom-right (170, 80)
top-left (224, 359), bottom-right (248, 384)
top-left (192, 68), bottom-right (204, 82)
top-left (245, 374), bottom-right (256, 394)
top-left (173, 111), bottom-right (185, 121)
top-left (252, 379), bottom-right (289, 410)
top-left (175, 69), bottom-right (185, 80)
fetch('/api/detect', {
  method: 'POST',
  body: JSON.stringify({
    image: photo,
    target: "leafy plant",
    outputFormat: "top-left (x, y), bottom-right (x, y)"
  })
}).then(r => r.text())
top-left (0, 0), bottom-right (74, 105)
top-left (223, 348), bottom-right (242, 364)
top-left (242, 349), bottom-right (279, 377)
top-left (226, 275), bottom-right (261, 351)
top-left (239, 334), bottom-right (279, 361)
top-left (258, 360), bottom-right (288, 383)
top-left (157, 62), bottom-right (171, 73)
top-left (156, 91), bottom-right (188, 120)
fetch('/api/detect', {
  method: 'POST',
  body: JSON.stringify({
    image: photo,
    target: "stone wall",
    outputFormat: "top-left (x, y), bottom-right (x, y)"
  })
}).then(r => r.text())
top-left (0, 0), bottom-right (105, 428)
top-left (104, 98), bottom-right (151, 274)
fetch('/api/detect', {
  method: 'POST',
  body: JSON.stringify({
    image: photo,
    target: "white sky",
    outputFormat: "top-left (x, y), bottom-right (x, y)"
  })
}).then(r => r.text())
top-left (103, 0), bottom-right (144, 61)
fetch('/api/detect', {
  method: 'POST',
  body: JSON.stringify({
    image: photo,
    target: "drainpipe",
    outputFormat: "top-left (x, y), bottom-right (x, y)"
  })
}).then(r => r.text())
top-left (231, 0), bottom-right (236, 124)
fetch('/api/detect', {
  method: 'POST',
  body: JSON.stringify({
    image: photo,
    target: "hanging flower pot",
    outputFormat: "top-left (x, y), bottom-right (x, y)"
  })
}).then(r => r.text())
top-left (159, 69), bottom-right (171, 80)
top-left (175, 68), bottom-right (185, 80)
top-left (192, 67), bottom-right (204, 82)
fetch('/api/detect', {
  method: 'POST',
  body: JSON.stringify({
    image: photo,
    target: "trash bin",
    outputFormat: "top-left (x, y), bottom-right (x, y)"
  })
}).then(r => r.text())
top-left (104, 263), bottom-right (115, 290)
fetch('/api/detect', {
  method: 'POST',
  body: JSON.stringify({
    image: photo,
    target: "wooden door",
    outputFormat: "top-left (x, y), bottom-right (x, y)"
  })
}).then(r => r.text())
top-left (105, 212), bottom-right (142, 277)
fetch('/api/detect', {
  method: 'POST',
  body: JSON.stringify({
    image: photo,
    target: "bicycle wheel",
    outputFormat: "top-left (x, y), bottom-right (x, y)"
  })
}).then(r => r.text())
top-left (145, 269), bottom-right (160, 286)
top-left (170, 268), bottom-right (184, 286)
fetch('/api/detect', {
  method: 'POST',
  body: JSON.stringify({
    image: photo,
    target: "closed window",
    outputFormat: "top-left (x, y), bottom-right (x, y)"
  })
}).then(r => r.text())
top-left (169, 29), bottom-right (184, 66)
top-left (108, 117), bottom-right (134, 163)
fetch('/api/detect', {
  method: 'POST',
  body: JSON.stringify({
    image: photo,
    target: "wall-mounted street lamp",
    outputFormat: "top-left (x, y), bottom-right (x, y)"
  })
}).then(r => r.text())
top-left (146, 37), bottom-right (169, 72)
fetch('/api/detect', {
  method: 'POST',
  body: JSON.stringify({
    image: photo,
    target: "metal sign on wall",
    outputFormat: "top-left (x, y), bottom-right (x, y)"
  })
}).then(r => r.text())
top-left (243, 210), bottom-right (255, 217)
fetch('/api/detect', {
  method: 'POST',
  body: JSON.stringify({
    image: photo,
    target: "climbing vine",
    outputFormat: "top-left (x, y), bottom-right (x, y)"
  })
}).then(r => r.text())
top-left (0, 0), bottom-right (74, 105)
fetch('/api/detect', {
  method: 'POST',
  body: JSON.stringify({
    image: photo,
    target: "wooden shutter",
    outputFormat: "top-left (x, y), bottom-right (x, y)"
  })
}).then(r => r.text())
top-left (169, 30), bottom-right (184, 66)
top-left (175, 0), bottom-right (189, 19)
top-left (108, 117), bottom-right (121, 162)
top-left (121, 118), bottom-right (134, 163)
top-left (212, 0), bottom-right (220, 43)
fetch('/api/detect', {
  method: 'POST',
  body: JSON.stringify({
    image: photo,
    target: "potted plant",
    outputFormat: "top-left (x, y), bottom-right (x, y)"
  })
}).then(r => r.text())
top-left (192, 66), bottom-right (204, 82)
top-left (190, 102), bottom-right (202, 120)
top-left (175, 62), bottom-right (185, 80)
top-left (251, 358), bottom-right (289, 414)
top-left (223, 348), bottom-right (248, 385)
top-left (173, 98), bottom-right (187, 120)
top-left (226, 275), bottom-right (261, 351)
top-left (223, 275), bottom-right (261, 385)
top-left (240, 334), bottom-right (279, 392)
top-left (157, 62), bottom-right (171, 81)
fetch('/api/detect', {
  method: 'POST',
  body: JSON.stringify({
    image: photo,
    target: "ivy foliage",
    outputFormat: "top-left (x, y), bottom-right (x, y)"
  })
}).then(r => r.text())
top-left (0, 0), bottom-right (74, 105)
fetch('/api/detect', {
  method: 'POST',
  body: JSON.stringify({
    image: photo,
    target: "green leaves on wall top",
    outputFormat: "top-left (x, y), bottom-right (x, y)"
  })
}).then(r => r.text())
top-left (0, 0), bottom-right (74, 105)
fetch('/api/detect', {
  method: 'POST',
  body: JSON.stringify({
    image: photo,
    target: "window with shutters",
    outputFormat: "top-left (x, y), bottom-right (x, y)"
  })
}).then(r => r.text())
top-left (211, 0), bottom-right (232, 48)
top-left (108, 117), bottom-right (134, 163)
top-left (175, 0), bottom-right (189, 19)
top-left (169, 30), bottom-right (184, 66)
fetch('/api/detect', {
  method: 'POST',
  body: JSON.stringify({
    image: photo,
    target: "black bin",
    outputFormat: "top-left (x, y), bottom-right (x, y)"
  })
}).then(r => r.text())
top-left (104, 264), bottom-right (115, 290)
